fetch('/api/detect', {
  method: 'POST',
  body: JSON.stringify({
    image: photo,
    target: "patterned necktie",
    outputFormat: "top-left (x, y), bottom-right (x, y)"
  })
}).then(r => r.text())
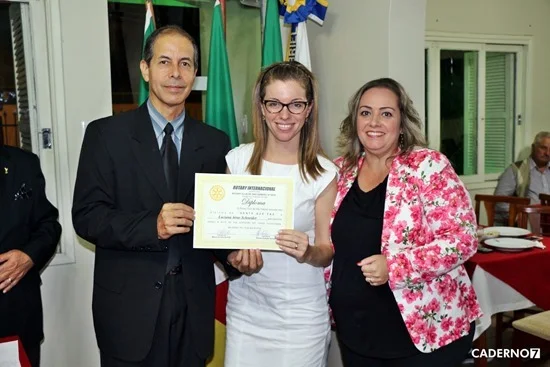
top-left (161, 123), bottom-right (178, 201)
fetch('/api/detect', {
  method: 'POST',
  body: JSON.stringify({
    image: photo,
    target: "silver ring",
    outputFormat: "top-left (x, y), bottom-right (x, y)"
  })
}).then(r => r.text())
top-left (295, 244), bottom-right (298, 249)
top-left (7, 277), bottom-right (12, 283)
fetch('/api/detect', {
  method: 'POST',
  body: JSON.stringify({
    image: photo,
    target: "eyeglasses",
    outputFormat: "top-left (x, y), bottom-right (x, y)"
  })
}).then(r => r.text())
top-left (263, 100), bottom-right (309, 114)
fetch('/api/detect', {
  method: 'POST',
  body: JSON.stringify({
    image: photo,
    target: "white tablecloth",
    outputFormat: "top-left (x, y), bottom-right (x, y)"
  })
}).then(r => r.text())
top-left (471, 266), bottom-right (535, 339)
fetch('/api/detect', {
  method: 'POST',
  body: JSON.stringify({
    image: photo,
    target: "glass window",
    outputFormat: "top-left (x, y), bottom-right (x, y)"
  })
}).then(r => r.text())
top-left (0, 2), bottom-right (33, 150)
top-left (438, 50), bottom-right (479, 175)
top-left (425, 42), bottom-right (523, 181)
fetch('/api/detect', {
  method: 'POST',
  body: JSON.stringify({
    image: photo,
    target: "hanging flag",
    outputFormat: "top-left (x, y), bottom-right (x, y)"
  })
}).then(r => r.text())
top-left (279, 0), bottom-right (328, 70)
top-left (261, 0), bottom-right (284, 67)
top-left (205, 0), bottom-right (239, 148)
top-left (283, 22), bottom-right (311, 68)
top-left (138, 0), bottom-right (155, 105)
top-left (280, 0), bottom-right (328, 25)
top-left (206, 4), bottom-right (240, 366)
top-left (205, 3), bottom-right (236, 362)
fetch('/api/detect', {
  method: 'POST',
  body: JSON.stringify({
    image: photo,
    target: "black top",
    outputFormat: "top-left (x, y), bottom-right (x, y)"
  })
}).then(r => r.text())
top-left (329, 177), bottom-right (418, 358)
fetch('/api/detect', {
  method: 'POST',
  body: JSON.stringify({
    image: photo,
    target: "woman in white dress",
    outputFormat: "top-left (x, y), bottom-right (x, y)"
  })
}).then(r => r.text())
top-left (224, 61), bottom-right (337, 367)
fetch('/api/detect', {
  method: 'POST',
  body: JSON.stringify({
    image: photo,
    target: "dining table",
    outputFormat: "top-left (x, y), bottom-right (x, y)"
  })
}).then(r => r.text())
top-left (465, 234), bottom-right (550, 367)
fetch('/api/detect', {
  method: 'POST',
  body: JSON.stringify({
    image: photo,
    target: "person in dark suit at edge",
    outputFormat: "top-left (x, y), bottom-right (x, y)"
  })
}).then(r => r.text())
top-left (72, 25), bottom-right (262, 367)
top-left (0, 128), bottom-right (61, 367)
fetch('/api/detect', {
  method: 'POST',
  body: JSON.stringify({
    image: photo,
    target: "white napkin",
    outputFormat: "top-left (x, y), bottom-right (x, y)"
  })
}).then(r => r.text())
top-left (533, 241), bottom-right (546, 249)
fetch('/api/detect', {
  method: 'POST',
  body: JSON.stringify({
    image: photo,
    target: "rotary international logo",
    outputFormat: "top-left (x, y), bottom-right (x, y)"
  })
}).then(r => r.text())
top-left (209, 185), bottom-right (225, 201)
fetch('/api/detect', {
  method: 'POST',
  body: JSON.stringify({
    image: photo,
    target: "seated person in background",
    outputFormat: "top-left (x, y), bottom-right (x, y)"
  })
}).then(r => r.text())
top-left (494, 131), bottom-right (550, 224)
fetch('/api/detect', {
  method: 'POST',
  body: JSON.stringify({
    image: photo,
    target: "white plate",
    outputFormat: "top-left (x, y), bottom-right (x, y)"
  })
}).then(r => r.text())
top-left (484, 238), bottom-right (537, 252)
top-left (483, 226), bottom-right (530, 237)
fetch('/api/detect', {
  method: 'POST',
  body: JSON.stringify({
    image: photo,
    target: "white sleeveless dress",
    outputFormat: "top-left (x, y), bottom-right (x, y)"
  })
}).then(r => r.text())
top-left (224, 143), bottom-right (337, 367)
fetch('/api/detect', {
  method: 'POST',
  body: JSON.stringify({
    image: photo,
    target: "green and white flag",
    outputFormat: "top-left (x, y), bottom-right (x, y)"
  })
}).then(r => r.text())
top-left (261, 0), bottom-right (283, 67)
top-left (205, 0), bottom-right (239, 148)
top-left (138, 0), bottom-right (155, 105)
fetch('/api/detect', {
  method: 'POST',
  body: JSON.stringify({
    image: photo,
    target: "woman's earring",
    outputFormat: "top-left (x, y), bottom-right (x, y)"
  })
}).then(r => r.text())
top-left (399, 133), bottom-right (405, 149)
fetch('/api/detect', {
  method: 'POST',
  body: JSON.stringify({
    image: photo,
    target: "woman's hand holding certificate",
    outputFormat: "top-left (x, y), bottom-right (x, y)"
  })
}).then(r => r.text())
top-left (194, 173), bottom-right (294, 251)
top-left (276, 229), bottom-right (310, 262)
top-left (227, 249), bottom-right (264, 275)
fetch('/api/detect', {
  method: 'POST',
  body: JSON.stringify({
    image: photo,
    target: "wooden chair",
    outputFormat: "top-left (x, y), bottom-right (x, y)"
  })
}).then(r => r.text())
top-left (510, 311), bottom-right (550, 366)
top-left (499, 204), bottom-right (550, 353)
top-left (517, 204), bottom-right (550, 236)
top-left (474, 194), bottom-right (530, 226)
top-left (538, 194), bottom-right (550, 237)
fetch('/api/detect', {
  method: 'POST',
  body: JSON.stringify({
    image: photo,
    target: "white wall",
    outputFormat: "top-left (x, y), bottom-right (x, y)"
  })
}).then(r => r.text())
top-left (309, 0), bottom-right (426, 159)
top-left (33, 1), bottom-right (426, 366)
top-left (39, 0), bottom-right (111, 365)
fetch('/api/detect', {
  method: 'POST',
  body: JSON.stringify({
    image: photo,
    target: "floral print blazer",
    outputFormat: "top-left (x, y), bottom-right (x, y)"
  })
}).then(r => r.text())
top-left (328, 148), bottom-right (482, 352)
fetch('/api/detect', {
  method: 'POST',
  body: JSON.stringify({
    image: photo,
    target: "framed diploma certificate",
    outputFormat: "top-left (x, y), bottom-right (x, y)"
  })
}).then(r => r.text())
top-left (193, 173), bottom-right (295, 251)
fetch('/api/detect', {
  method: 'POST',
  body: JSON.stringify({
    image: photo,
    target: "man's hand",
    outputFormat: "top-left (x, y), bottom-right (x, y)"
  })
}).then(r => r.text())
top-left (157, 203), bottom-right (195, 240)
top-left (227, 250), bottom-right (263, 276)
top-left (0, 250), bottom-right (34, 293)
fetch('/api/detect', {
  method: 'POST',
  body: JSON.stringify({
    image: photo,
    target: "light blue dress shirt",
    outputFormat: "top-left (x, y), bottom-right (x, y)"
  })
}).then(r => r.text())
top-left (146, 99), bottom-right (185, 162)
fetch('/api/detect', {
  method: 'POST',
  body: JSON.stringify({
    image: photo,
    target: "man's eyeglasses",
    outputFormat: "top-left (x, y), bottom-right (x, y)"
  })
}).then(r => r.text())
top-left (263, 100), bottom-right (309, 114)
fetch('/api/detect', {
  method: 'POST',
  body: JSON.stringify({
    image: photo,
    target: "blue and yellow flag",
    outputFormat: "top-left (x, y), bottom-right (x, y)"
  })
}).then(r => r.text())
top-left (278, 0), bottom-right (328, 69)
top-left (279, 0), bottom-right (328, 25)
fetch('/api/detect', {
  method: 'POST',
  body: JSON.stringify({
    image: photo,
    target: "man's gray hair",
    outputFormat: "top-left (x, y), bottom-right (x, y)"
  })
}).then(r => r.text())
top-left (533, 131), bottom-right (550, 146)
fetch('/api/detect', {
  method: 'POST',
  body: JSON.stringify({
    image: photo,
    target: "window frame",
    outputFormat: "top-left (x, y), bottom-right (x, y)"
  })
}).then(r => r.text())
top-left (425, 32), bottom-right (532, 186)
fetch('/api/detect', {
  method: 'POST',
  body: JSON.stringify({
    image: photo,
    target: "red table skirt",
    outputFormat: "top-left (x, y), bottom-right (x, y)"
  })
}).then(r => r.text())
top-left (0, 336), bottom-right (31, 367)
top-left (465, 237), bottom-right (550, 310)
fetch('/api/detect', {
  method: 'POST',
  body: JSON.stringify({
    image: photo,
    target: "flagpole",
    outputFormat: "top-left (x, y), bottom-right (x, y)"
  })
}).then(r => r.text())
top-left (260, 0), bottom-right (266, 45)
top-left (220, 0), bottom-right (226, 37)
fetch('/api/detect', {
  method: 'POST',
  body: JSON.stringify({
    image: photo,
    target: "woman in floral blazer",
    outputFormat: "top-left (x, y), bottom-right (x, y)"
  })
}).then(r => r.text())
top-left (328, 78), bottom-right (482, 367)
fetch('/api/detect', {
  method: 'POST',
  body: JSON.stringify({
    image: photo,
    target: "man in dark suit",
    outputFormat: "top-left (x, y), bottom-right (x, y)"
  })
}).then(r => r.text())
top-left (72, 26), bottom-right (261, 367)
top-left (0, 130), bottom-right (61, 367)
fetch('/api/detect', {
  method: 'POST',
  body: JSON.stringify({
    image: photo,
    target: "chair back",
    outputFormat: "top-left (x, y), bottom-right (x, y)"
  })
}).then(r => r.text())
top-left (540, 193), bottom-right (550, 206)
top-left (517, 205), bottom-right (550, 236)
top-left (474, 194), bottom-right (530, 226)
